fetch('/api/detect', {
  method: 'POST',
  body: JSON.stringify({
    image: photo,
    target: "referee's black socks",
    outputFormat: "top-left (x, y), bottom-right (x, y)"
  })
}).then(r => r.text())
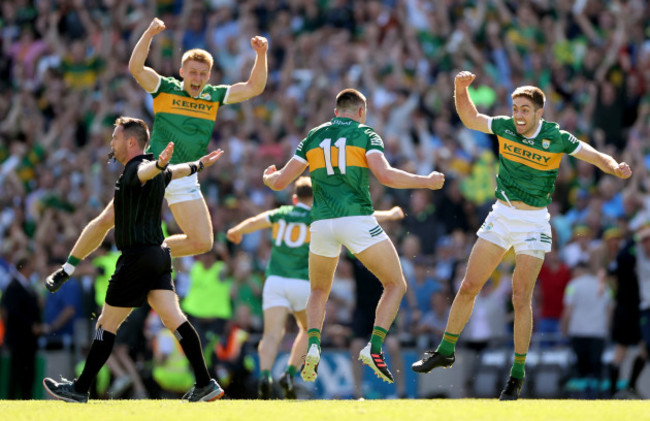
top-left (75, 327), bottom-right (116, 393)
top-left (175, 321), bottom-right (212, 387)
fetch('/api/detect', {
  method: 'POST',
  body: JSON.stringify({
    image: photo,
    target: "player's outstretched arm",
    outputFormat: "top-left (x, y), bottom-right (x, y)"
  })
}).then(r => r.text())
top-left (225, 36), bottom-right (268, 104)
top-left (263, 157), bottom-right (308, 191)
top-left (454, 71), bottom-right (492, 133)
top-left (367, 153), bottom-right (445, 190)
top-left (226, 213), bottom-right (272, 245)
top-left (69, 200), bottom-right (116, 260)
top-left (128, 18), bottom-right (165, 92)
top-left (374, 206), bottom-right (405, 223)
top-left (168, 148), bottom-right (224, 180)
top-left (572, 141), bottom-right (632, 179)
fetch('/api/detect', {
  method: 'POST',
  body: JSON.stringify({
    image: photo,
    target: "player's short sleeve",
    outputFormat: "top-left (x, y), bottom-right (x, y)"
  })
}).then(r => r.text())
top-left (560, 130), bottom-right (581, 155)
top-left (151, 76), bottom-right (176, 97)
top-left (294, 137), bottom-right (308, 162)
top-left (266, 208), bottom-right (280, 223)
top-left (489, 116), bottom-right (512, 136)
top-left (206, 84), bottom-right (229, 105)
top-left (365, 128), bottom-right (384, 154)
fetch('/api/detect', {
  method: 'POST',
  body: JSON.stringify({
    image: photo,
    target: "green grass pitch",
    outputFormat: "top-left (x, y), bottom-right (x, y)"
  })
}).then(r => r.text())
top-left (1, 399), bottom-right (648, 421)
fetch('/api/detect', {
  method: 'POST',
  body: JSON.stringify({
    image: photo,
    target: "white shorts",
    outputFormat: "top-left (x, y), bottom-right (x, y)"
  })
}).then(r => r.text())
top-left (262, 275), bottom-right (310, 312)
top-left (164, 173), bottom-right (203, 205)
top-left (310, 215), bottom-right (389, 258)
top-left (477, 201), bottom-right (552, 255)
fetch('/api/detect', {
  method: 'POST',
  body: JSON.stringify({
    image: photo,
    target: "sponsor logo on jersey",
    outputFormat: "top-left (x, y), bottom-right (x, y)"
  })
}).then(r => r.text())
top-left (498, 137), bottom-right (562, 170)
top-left (153, 92), bottom-right (219, 121)
top-left (201, 93), bottom-right (211, 100)
top-left (542, 139), bottom-right (550, 149)
top-left (505, 130), bottom-right (516, 136)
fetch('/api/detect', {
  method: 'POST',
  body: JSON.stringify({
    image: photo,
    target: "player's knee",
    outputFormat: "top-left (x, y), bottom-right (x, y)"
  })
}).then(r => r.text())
top-left (511, 290), bottom-right (532, 312)
top-left (458, 279), bottom-right (481, 297)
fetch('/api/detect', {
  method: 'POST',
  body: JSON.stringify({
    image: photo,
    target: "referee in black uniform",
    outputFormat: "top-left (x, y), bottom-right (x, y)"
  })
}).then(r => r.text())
top-left (42, 116), bottom-right (225, 403)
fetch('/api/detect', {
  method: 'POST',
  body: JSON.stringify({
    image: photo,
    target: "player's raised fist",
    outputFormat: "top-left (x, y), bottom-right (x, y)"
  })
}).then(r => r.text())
top-left (427, 171), bottom-right (445, 190)
top-left (251, 36), bottom-right (268, 53)
top-left (146, 18), bottom-right (166, 36)
top-left (615, 162), bottom-right (632, 179)
top-left (454, 71), bottom-right (476, 89)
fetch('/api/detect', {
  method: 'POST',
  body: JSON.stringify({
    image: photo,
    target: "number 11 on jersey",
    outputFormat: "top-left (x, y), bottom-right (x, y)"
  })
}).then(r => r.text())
top-left (319, 137), bottom-right (347, 175)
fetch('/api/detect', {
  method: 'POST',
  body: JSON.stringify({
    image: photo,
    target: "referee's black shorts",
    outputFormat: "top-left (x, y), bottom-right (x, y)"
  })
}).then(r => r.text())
top-left (105, 245), bottom-right (174, 308)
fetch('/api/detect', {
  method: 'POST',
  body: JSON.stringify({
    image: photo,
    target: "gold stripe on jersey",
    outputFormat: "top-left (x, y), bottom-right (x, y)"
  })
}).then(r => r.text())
top-left (153, 92), bottom-right (219, 121)
top-left (306, 145), bottom-right (368, 170)
top-left (498, 137), bottom-right (562, 171)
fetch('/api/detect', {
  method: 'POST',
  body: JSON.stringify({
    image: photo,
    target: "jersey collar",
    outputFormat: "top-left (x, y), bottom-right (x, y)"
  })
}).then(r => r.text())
top-left (523, 119), bottom-right (544, 139)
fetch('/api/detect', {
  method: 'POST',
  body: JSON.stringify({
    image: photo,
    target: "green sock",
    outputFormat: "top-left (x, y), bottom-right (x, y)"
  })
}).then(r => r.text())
top-left (307, 328), bottom-right (321, 351)
top-left (510, 353), bottom-right (526, 379)
top-left (260, 369), bottom-right (272, 381)
top-left (436, 331), bottom-right (460, 357)
top-left (286, 365), bottom-right (297, 377)
top-left (370, 326), bottom-right (388, 354)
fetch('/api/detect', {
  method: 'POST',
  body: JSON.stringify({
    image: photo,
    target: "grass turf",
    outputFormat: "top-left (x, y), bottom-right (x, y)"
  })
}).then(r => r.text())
top-left (1, 399), bottom-right (648, 421)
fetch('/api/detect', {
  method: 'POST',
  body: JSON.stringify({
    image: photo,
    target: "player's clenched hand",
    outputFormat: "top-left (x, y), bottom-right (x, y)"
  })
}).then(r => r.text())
top-left (158, 142), bottom-right (174, 167)
top-left (226, 228), bottom-right (242, 245)
top-left (455, 71), bottom-right (476, 90)
top-left (251, 36), bottom-right (268, 54)
top-left (388, 206), bottom-right (405, 220)
top-left (146, 18), bottom-right (166, 36)
top-left (262, 165), bottom-right (278, 187)
top-left (615, 162), bottom-right (632, 179)
top-left (199, 149), bottom-right (224, 169)
top-left (427, 171), bottom-right (445, 190)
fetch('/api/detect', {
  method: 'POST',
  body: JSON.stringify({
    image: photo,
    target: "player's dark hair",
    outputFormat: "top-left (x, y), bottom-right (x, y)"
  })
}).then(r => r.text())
top-left (512, 86), bottom-right (545, 110)
top-left (115, 116), bottom-right (150, 149)
top-left (294, 176), bottom-right (312, 200)
top-left (335, 89), bottom-right (366, 113)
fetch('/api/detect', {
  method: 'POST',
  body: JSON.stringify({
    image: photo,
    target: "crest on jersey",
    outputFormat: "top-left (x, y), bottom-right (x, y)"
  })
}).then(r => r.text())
top-left (542, 139), bottom-right (550, 149)
top-left (201, 93), bottom-right (211, 100)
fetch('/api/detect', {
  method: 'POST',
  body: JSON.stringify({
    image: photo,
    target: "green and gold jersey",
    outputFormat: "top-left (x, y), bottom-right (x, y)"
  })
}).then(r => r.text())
top-left (266, 204), bottom-right (311, 281)
top-left (294, 117), bottom-right (383, 221)
top-left (490, 116), bottom-right (581, 207)
top-left (146, 76), bottom-right (229, 164)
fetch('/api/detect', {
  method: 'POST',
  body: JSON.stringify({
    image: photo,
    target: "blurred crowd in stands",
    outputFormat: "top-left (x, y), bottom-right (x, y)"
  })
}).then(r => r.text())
top-left (1, 0), bottom-right (650, 399)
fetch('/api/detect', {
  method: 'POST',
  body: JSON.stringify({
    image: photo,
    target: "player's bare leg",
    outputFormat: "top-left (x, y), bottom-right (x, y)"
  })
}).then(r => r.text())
top-left (279, 310), bottom-right (307, 398)
top-left (354, 239), bottom-right (407, 383)
top-left (301, 253), bottom-right (338, 381)
top-left (258, 306), bottom-right (289, 398)
top-left (167, 198), bottom-right (213, 257)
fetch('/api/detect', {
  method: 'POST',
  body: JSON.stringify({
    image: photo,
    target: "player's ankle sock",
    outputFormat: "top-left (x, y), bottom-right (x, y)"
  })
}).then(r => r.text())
top-left (63, 255), bottom-right (81, 276)
top-left (510, 353), bottom-right (527, 379)
top-left (286, 365), bottom-right (297, 377)
top-left (260, 370), bottom-right (272, 382)
top-left (370, 326), bottom-right (388, 354)
top-left (307, 329), bottom-right (321, 351)
top-left (436, 331), bottom-right (459, 357)
top-left (175, 321), bottom-right (211, 387)
top-left (75, 327), bottom-right (115, 393)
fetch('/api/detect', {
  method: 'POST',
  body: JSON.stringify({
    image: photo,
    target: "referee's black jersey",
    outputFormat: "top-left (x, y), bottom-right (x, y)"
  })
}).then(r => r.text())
top-left (113, 154), bottom-right (172, 250)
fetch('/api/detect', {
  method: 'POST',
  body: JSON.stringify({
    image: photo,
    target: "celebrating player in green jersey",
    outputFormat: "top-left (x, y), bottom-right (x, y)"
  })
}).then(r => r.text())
top-left (412, 71), bottom-right (632, 401)
top-left (127, 17), bottom-right (268, 257)
top-left (262, 88), bottom-right (445, 385)
top-left (227, 177), bottom-right (406, 399)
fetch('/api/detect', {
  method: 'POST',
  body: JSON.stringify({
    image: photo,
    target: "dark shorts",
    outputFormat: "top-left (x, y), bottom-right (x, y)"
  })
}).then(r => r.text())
top-left (611, 306), bottom-right (641, 346)
top-left (105, 245), bottom-right (173, 308)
